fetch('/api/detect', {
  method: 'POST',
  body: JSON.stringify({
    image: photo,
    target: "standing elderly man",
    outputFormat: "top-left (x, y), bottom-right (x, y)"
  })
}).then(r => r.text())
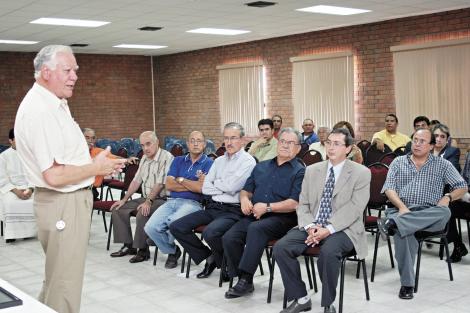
top-left (301, 118), bottom-right (319, 145)
top-left (110, 131), bottom-right (173, 263)
top-left (0, 128), bottom-right (36, 243)
top-left (144, 131), bottom-right (213, 269)
top-left (248, 118), bottom-right (278, 162)
top-left (14, 45), bottom-right (126, 313)
top-left (170, 122), bottom-right (256, 279)
top-left (378, 128), bottom-right (467, 300)
top-left (223, 127), bottom-right (305, 298)
top-left (273, 128), bottom-right (371, 313)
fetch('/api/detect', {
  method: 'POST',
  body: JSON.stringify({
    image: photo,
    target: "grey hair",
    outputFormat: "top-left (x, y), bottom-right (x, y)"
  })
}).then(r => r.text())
top-left (34, 45), bottom-right (74, 79)
top-left (140, 131), bottom-right (158, 142)
top-left (82, 128), bottom-right (95, 135)
top-left (279, 127), bottom-right (302, 144)
top-left (431, 123), bottom-right (451, 138)
top-left (318, 126), bottom-right (330, 133)
top-left (224, 122), bottom-right (245, 137)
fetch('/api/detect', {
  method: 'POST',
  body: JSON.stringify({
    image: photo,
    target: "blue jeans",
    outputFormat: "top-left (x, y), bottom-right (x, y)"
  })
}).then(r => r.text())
top-left (144, 198), bottom-right (202, 254)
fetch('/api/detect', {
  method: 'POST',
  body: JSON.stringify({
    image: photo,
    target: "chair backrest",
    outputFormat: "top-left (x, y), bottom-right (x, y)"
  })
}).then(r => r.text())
top-left (379, 152), bottom-right (398, 166)
top-left (301, 149), bottom-right (323, 166)
top-left (244, 141), bottom-right (254, 152)
top-left (208, 153), bottom-right (218, 160)
top-left (215, 146), bottom-right (226, 157)
top-left (394, 145), bottom-right (407, 156)
top-left (356, 140), bottom-right (371, 160)
top-left (0, 144), bottom-right (9, 154)
top-left (170, 144), bottom-right (184, 157)
top-left (116, 147), bottom-right (128, 159)
top-left (136, 149), bottom-right (144, 159)
top-left (364, 143), bottom-right (392, 166)
top-left (296, 143), bottom-right (309, 158)
top-left (204, 139), bottom-right (216, 155)
top-left (164, 136), bottom-right (178, 151)
top-left (367, 162), bottom-right (389, 208)
top-left (123, 162), bottom-right (140, 191)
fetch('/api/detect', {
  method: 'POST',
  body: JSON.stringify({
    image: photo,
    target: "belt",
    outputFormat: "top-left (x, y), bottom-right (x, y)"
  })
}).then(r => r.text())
top-left (36, 185), bottom-right (93, 193)
top-left (208, 199), bottom-right (240, 207)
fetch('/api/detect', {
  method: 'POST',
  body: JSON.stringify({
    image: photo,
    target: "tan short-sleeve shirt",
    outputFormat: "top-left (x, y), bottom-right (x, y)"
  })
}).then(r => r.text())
top-left (133, 148), bottom-right (173, 198)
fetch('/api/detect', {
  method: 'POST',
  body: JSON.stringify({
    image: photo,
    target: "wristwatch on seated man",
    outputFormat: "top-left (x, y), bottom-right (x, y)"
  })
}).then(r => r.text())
top-left (176, 177), bottom-right (185, 184)
top-left (266, 203), bottom-right (272, 213)
top-left (444, 193), bottom-right (453, 202)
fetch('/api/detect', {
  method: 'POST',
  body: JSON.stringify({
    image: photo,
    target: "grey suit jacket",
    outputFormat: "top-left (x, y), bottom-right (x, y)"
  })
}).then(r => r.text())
top-left (297, 159), bottom-right (371, 259)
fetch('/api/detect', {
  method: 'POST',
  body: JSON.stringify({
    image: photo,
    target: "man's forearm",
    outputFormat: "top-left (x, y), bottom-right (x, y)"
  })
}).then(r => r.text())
top-left (43, 163), bottom-right (99, 187)
top-left (147, 183), bottom-right (164, 200)
top-left (121, 180), bottom-right (140, 201)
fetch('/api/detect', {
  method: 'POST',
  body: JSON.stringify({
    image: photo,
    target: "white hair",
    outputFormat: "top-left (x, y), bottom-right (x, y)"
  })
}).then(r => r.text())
top-left (34, 45), bottom-right (74, 79)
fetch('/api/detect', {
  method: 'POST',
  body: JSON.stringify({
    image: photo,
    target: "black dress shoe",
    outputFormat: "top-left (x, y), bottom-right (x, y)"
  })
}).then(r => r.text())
top-left (377, 218), bottom-right (396, 240)
top-left (197, 261), bottom-right (217, 278)
top-left (165, 246), bottom-right (182, 269)
top-left (324, 305), bottom-right (336, 313)
top-left (224, 278), bottom-right (254, 299)
top-left (280, 299), bottom-right (312, 313)
top-left (398, 286), bottom-right (414, 299)
top-left (450, 243), bottom-right (468, 263)
top-left (129, 249), bottom-right (150, 263)
top-left (110, 245), bottom-right (137, 257)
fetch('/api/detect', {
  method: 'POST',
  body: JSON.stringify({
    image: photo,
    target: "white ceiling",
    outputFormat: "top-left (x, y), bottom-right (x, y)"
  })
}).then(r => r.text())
top-left (0, 0), bottom-right (469, 56)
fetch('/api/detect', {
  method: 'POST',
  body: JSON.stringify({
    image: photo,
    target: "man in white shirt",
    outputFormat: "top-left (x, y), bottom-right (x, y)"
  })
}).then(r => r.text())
top-left (14, 45), bottom-right (126, 313)
top-left (0, 128), bottom-right (36, 243)
top-left (308, 126), bottom-right (330, 160)
top-left (170, 122), bottom-right (256, 279)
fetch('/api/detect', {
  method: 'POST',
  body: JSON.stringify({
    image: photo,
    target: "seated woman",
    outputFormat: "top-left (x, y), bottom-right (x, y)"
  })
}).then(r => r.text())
top-left (333, 121), bottom-right (363, 164)
top-left (432, 124), bottom-right (466, 262)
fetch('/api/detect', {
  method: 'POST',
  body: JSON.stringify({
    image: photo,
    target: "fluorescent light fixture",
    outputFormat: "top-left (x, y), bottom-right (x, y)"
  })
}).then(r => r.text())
top-left (113, 44), bottom-right (167, 49)
top-left (296, 5), bottom-right (371, 15)
top-left (30, 17), bottom-right (110, 27)
top-left (187, 28), bottom-right (250, 35)
top-left (0, 39), bottom-right (38, 45)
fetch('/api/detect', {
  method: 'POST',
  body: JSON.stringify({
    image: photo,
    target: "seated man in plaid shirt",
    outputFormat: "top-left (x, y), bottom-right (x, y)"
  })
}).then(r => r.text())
top-left (378, 128), bottom-right (467, 300)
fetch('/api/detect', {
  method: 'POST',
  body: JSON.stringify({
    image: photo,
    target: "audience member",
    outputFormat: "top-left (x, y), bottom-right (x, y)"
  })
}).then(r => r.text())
top-left (372, 114), bottom-right (410, 151)
top-left (332, 121), bottom-right (363, 164)
top-left (378, 128), bottom-right (466, 300)
top-left (432, 124), bottom-right (460, 171)
top-left (223, 128), bottom-right (305, 299)
top-left (248, 119), bottom-right (278, 161)
top-left (274, 128), bottom-right (371, 313)
top-left (170, 122), bottom-right (256, 280)
top-left (301, 119), bottom-right (318, 145)
top-left (430, 119), bottom-right (458, 148)
top-left (144, 131), bottom-right (213, 268)
top-left (309, 126), bottom-right (330, 160)
top-left (14, 45), bottom-right (126, 313)
top-left (272, 115), bottom-right (283, 139)
top-left (404, 116), bottom-right (430, 153)
top-left (0, 128), bottom-right (36, 243)
top-left (110, 131), bottom-right (173, 263)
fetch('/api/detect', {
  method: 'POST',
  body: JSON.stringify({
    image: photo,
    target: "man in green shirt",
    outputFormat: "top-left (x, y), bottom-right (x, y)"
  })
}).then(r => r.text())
top-left (248, 119), bottom-right (278, 162)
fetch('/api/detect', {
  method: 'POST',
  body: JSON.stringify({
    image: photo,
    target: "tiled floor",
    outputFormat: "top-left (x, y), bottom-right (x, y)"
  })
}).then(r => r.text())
top-left (1, 205), bottom-right (470, 313)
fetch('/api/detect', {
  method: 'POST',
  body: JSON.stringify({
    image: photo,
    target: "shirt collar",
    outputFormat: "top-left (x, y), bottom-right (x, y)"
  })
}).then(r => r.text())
top-left (184, 153), bottom-right (207, 164)
top-left (225, 148), bottom-right (244, 160)
top-left (327, 159), bottom-right (346, 175)
top-left (33, 82), bottom-right (68, 111)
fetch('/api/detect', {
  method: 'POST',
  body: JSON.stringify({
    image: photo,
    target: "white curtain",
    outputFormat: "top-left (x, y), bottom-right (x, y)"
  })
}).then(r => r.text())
top-left (218, 63), bottom-right (264, 135)
top-left (291, 53), bottom-right (354, 130)
top-left (393, 40), bottom-right (470, 137)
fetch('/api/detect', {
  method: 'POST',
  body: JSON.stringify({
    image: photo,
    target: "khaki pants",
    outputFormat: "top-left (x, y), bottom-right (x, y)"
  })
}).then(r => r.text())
top-left (34, 188), bottom-right (93, 313)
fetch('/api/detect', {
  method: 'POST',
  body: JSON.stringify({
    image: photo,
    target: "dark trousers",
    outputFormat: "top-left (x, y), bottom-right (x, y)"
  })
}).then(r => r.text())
top-left (223, 213), bottom-right (297, 278)
top-left (169, 201), bottom-right (243, 266)
top-left (273, 228), bottom-right (354, 307)
top-left (448, 201), bottom-right (470, 245)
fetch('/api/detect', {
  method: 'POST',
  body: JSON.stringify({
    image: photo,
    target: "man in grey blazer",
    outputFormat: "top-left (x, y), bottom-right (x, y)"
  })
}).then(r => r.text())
top-left (273, 128), bottom-right (371, 313)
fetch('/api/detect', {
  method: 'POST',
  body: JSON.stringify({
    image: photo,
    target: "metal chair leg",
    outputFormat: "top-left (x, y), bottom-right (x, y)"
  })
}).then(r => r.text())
top-left (181, 250), bottom-right (187, 273)
top-left (361, 259), bottom-right (370, 300)
top-left (102, 211), bottom-right (107, 232)
top-left (304, 256), bottom-right (314, 290)
top-left (387, 236), bottom-right (395, 268)
top-left (267, 257), bottom-right (276, 303)
top-left (339, 258), bottom-right (346, 313)
top-left (153, 247), bottom-right (158, 266)
top-left (371, 230), bottom-right (380, 282)
top-left (414, 241), bottom-right (423, 293)
top-left (443, 238), bottom-right (453, 281)
top-left (106, 216), bottom-right (113, 250)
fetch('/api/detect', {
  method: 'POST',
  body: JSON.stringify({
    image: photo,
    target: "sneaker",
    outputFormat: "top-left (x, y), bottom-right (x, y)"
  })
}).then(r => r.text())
top-left (165, 246), bottom-right (182, 269)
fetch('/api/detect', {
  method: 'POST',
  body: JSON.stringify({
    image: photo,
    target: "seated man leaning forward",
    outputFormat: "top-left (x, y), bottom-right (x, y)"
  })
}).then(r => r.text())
top-left (170, 122), bottom-right (256, 280)
top-left (273, 128), bottom-right (371, 313)
top-left (110, 131), bottom-right (173, 263)
top-left (377, 128), bottom-right (467, 300)
top-left (144, 131), bottom-right (213, 269)
top-left (223, 127), bottom-right (305, 298)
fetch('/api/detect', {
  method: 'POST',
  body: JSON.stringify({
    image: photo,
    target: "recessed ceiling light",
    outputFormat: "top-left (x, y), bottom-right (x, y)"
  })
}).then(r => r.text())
top-left (113, 44), bottom-right (167, 49)
top-left (30, 18), bottom-right (110, 27)
top-left (296, 5), bottom-right (371, 16)
top-left (0, 39), bottom-right (38, 45)
top-left (187, 28), bottom-right (250, 36)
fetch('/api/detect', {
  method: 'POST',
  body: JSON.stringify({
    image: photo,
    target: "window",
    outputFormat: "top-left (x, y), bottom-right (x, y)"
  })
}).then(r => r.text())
top-left (291, 52), bottom-right (354, 130)
top-left (217, 62), bottom-right (264, 135)
top-left (392, 38), bottom-right (470, 137)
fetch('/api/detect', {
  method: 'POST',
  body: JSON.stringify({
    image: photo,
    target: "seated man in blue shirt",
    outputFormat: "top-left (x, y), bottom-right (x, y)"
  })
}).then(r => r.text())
top-left (170, 122), bottom-right (256, 279)
top-left (144, 131), bottom-right (213, 269)
top-left (378, 128), bottom-right (467, 300)
top-left (223, 127), bottom-right (305, 298)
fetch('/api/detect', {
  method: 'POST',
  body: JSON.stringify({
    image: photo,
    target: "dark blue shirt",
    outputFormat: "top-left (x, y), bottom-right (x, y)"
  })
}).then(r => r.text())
top-left (302, 132), bottom-right (319, 145)
top-left (167, 154), bottom-right (213, 201)
top-left (243, 157), bottom-right (305, 205)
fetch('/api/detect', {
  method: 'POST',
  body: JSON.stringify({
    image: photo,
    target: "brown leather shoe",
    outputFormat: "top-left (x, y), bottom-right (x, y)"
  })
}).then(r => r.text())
top-left (110, 245), bottom-right (137, 258)
top-left (129, 249), bottom-right (150, 263)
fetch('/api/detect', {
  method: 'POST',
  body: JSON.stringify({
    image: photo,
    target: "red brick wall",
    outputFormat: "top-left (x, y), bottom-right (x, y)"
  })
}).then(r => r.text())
top-left (154, 8), bottom-right (470, 153)
top-left (0, 52), bottom-right (154, 144)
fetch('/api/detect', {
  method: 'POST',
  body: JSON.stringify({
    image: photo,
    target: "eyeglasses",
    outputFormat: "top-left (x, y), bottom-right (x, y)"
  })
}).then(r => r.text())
top-left (279, 139), bottom-right (299, 147)
top-left (223, 136), bottom-right (241, 142)
top-left (325, 140), bottom-right (346, 148)
top-left (189, 139), bottom-right (205, 145)
top-left (412, 138), bottom-right (430, 145)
